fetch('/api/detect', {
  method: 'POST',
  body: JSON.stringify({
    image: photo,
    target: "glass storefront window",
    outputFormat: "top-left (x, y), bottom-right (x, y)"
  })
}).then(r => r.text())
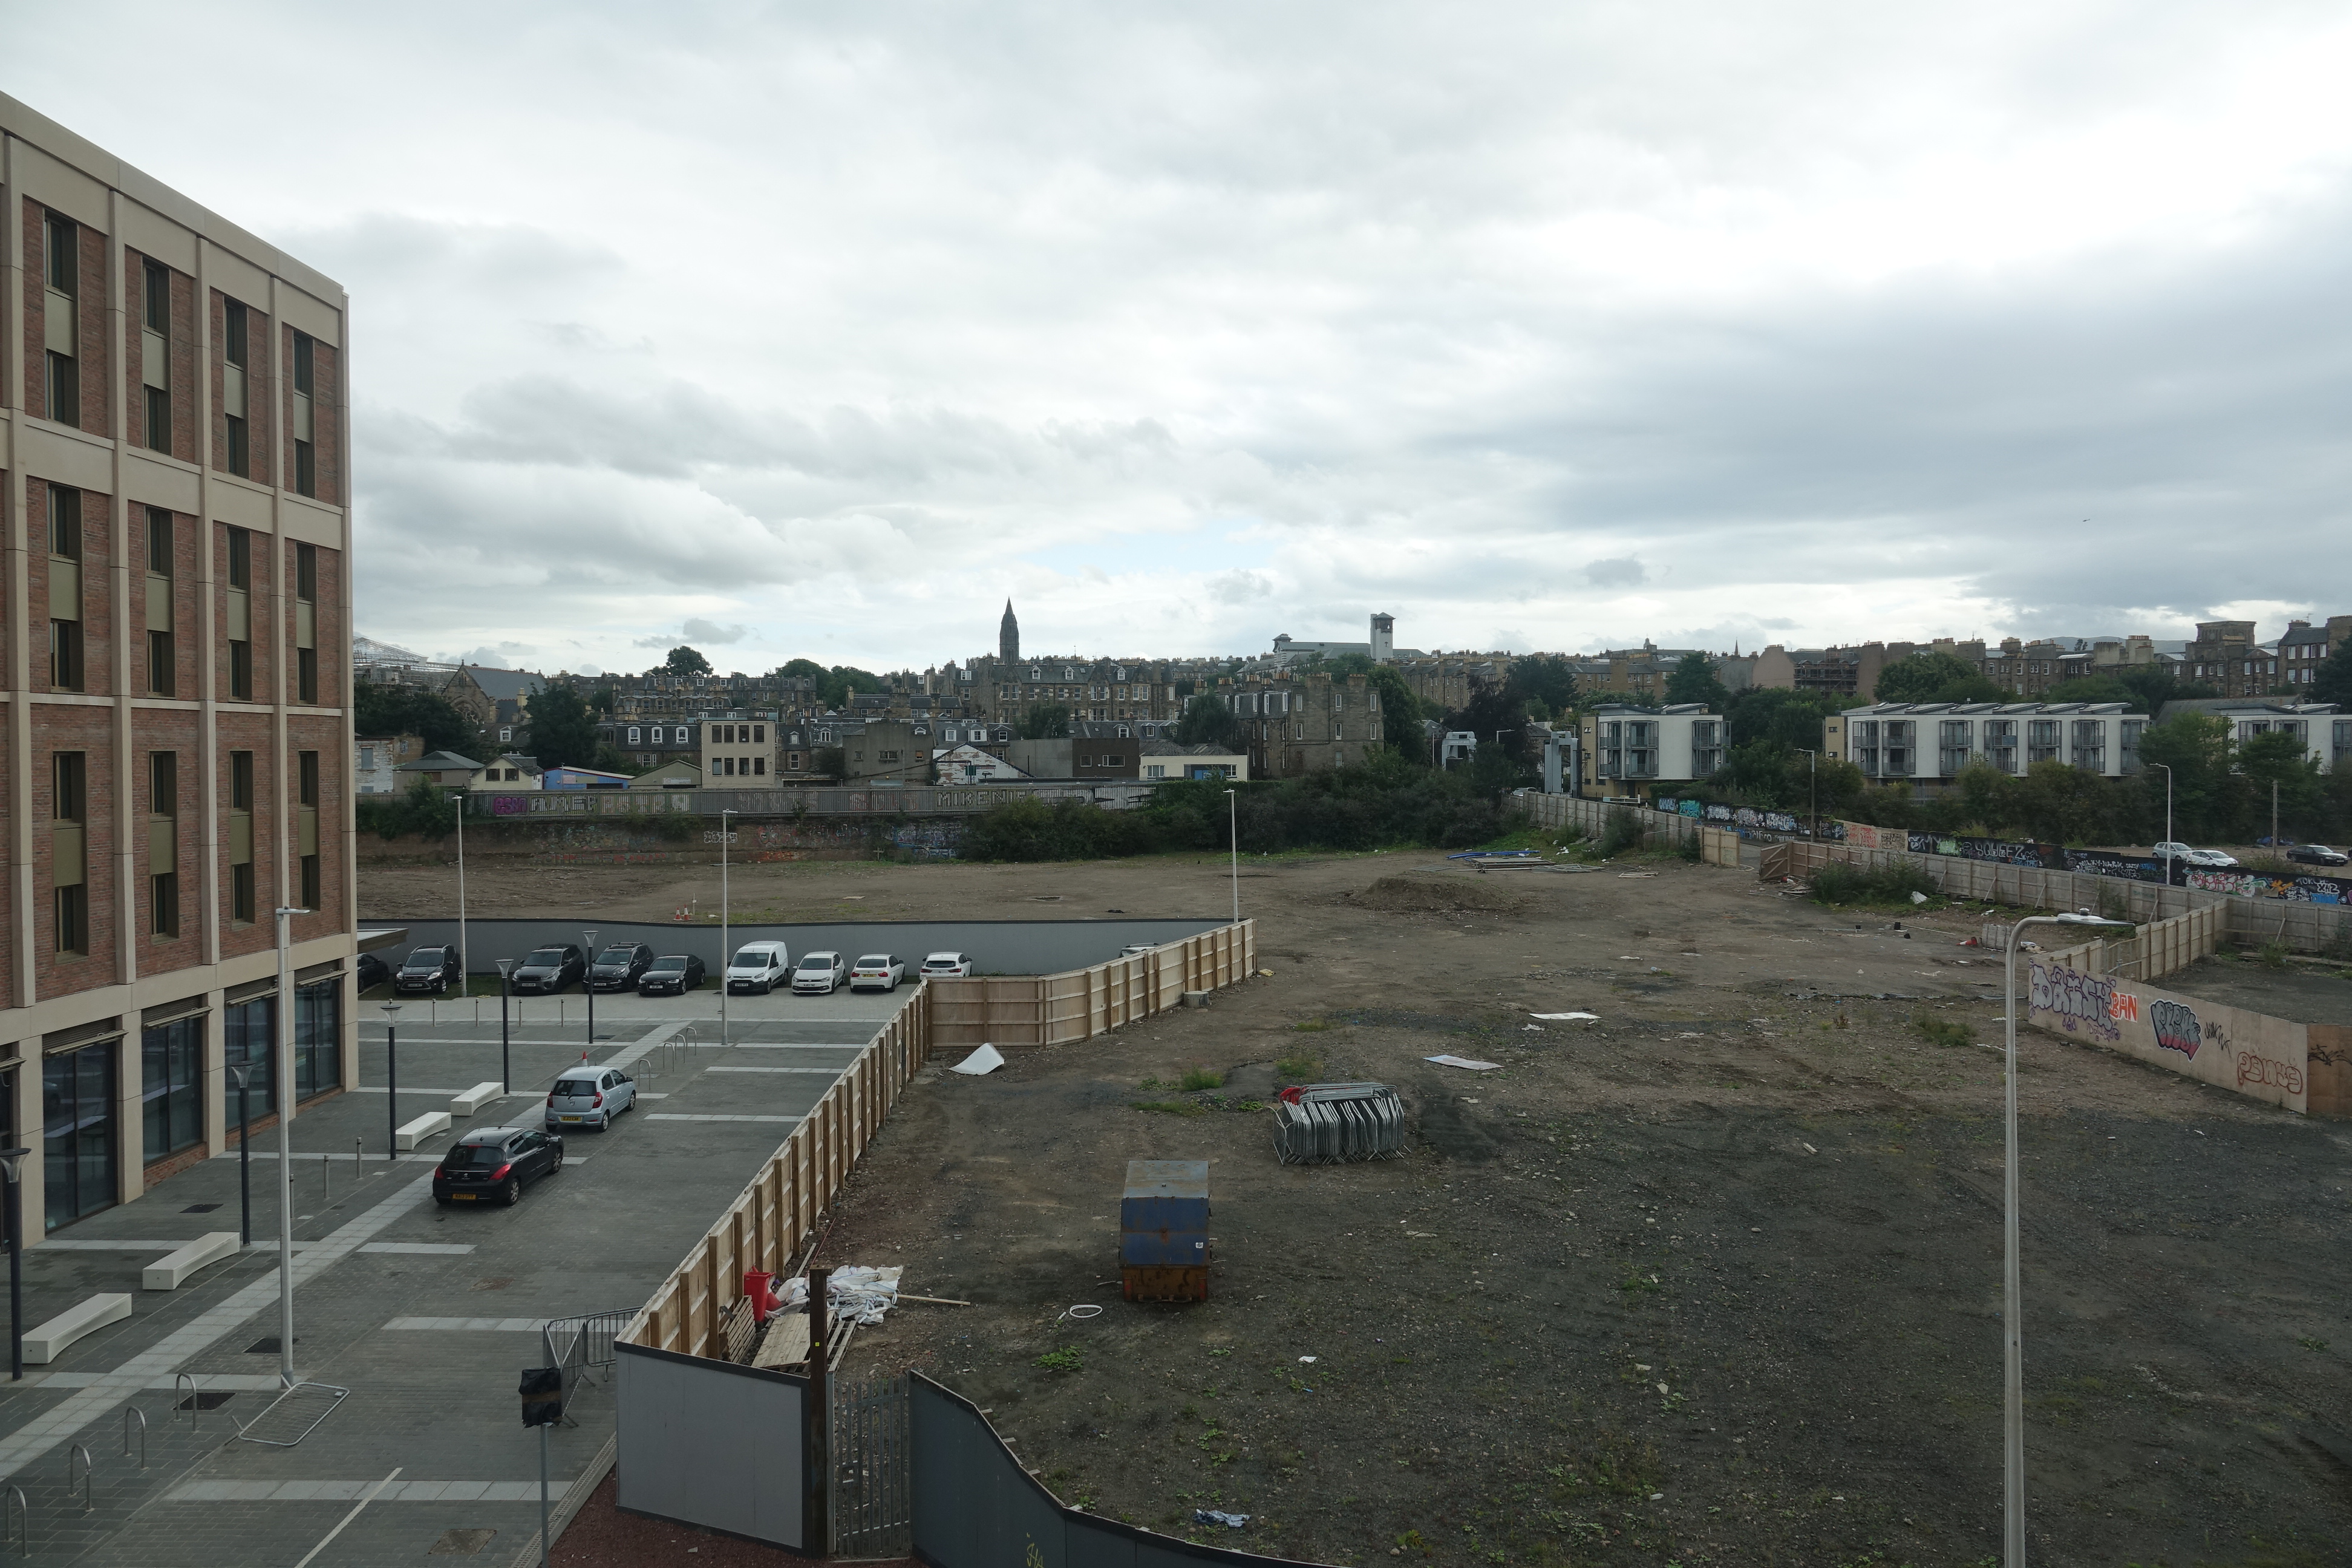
top-left (142, 1016), bottom-right (203, 1163)
top-left (296, 979), bottom-right (342, 1101)
top-left (44, 1042), bottom-right (117, 1230)
top-left (224, 998), bottom-right (276, 1119)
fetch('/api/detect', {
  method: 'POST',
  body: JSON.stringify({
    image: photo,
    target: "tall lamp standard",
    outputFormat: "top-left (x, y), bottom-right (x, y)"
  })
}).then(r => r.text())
top-left (454, 789), bottom-right (471, 1002)
top-left (1795, 748), bottom-right (1821, 840)
top-left (2149, 763), bottom-right (2175, 884)
top-left (495, 958), bottom-right (515, 1096)
top-left (1221, 789), bottom-right (1238, 923)
top-left (226, 1063), bottom-right (255, 1247)
top-left (2000, 910), bottom-right (2129, 1564)
top-left (0, 1146), bottom-right (27, 1382)
top-left (583, 927), bottom-right (599, 1052)
top-left (719, 808), bottom-right (737, 1048)
top-left (272, 903), bottom-right (307, 1391)
top-left (380, 1002), bottom-right (402, 1164)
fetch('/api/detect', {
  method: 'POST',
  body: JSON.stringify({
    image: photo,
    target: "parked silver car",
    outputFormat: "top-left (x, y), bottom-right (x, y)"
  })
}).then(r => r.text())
top-left (791, 952), bottom-right (846, 994)
top-left (544, 1066), bottom-right (638, 1132)
top-left (849, 954), bottom-right (905, 992)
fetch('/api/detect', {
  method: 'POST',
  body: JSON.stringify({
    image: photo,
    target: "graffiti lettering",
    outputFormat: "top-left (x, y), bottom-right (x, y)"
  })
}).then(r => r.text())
top-left (2029, 961), bottom-right (2120, 1042)
top-left (2106, 990), bottom-right (2141, 1024)
top-left (2148, 998), bottom-right (2201, 1060)
top-left (2235, 1052), bottom-right (2305, 1096)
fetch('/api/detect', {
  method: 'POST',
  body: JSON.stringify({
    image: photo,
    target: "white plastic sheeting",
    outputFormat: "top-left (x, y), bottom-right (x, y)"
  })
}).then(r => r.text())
top-left (950, 1044), bottom-right (1004, 1076)
top-left (780, 1266), bottom-right (905, 1326)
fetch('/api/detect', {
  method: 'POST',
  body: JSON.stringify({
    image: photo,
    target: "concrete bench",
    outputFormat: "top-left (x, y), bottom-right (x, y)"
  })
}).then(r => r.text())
top-left (395, 1111), bottom-right (452, 1150)
top-left (142, 1232), bottom-right (241, 1291)
top-left (25, 1293), bottom-right (131, 1364)
top-left (449, 1082), bottom-right (504, 1117)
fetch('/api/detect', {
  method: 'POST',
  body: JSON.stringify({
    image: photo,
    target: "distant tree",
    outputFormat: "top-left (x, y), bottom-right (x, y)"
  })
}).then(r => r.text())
top-left (1875, 651), bottom-right (2005, 704)
top-left (2235, 728), bottom-right (2325, 837)
top-left (779, 657), bottom-right (828, 682)
top-left (589, 684), bottom-right (618, 718)
top-left (1174, 694), bottom-right (1244, 749)
top-left (663, 645), bottom-right (713, 677)
top-left (810, 746), bottom-right (845, 780)
top-left (2310, 641), bottom-right (2352, 705)
top-left (1723, 688), bottom-right (1857, 751)
top-left (528, 685), bottom-right (602, 771)
top-left (1664, 652), bottom-right (1730, 710)
top-left (594, 743), bottom-right (635, 775)
top-left (1446, 678), bottom-right (1535, 772)
top-left (1507, 653), bottom-right (1582, 718)
top-left (2115, 664), bottom-right (2218, 712)
top-left (2137, 713), bottom-right (2236, 841)
top-left (1365, 666), bottom-right (1425, 756)
top-left (1016, 704), bottom-right (1072, 740)
top-left (353, 681), bottom-right (477, 754)
top-left (2037, 675), bottom-right (2141, 708)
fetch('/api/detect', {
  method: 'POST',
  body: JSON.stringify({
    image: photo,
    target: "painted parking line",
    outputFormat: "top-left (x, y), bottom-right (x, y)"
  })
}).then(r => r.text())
top-left (357, 1243), bottom-right (475, 1255)
top-left (38, 1239), bottom-right (190, 1250)
top-left (645, 1114), bottom-right (806, 1124)
top-left (384, 1316), bottom-right (549, 1332)
top-left (169, 1479), bottom-right (568, 1503)
top-left (706, 1067), bottom-right (846, 1075)
top-left (20, 1371), bottom-right (287, 1391)
top-left (685, 1043), bottom-right (868, 1051)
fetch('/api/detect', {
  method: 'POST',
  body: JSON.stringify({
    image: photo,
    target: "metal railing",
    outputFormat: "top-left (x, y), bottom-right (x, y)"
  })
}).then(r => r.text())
top-left (544, 1308), bottom-right (637, 1419)
top-left (831, 1373), bottom-right (911, 1557)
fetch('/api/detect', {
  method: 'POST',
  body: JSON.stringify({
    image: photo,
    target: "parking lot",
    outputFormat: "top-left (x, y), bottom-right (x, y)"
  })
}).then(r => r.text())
top-left (0, 982), bottom-right (910, 1566)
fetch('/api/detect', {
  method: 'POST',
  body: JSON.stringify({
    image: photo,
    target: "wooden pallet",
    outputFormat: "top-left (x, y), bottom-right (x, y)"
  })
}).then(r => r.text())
top-left (1122, 1264), bottom-right (1208, 1303)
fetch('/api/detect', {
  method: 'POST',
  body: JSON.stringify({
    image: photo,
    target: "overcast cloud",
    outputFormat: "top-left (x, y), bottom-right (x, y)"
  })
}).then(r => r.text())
top-left (15, 1), bottom-right (2352, 675)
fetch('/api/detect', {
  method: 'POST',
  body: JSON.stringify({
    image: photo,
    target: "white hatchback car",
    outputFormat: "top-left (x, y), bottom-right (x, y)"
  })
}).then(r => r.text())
top-left (919, 952), bottom-right (973, 978)
top-left (849, 954), bottom-right (906, 992)
top-left (792, 951), bottom-right (846, 994)
top-left (725, 941), bottom-right (792, 996)
top-left (544, 1066), bottom-right (637, 1132)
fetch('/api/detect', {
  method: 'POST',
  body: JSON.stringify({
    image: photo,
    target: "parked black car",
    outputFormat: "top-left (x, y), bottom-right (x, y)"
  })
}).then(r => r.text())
top-left (638, 953), bottom-right (706, 996)
top-left (432, 1127), bottom-right (564, 1207)
top-left (509, 944), bottom-right (586, 995)
top-left (357, 951), bottom-right (392, 991)
top-left (590, 943), bottom-right (656, 991)
top-left (393, 945), bottom-right (462, 995)
top-left (2287, 843), bottom-right (2350, 867)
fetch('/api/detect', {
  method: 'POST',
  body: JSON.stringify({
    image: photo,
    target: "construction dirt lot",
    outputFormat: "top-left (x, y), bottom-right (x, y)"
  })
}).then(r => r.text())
top-left (367, 848), bottom-right (2352, 1567)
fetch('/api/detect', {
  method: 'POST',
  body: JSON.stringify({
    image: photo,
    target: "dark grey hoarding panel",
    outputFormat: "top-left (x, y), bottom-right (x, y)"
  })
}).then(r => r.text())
top-left (371, 916), bottom-right (1224, 980)
top-left (908, 1375), bottom-right (1326, 1568)
top-left (616, 1342), bottom-right (804, 1549)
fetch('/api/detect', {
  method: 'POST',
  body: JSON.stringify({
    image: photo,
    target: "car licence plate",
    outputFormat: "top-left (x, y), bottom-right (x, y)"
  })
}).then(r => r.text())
top-left (561, 1116), bottom-right (581, 1123)
top-left (453, 1192), bottom-right (479, 1201)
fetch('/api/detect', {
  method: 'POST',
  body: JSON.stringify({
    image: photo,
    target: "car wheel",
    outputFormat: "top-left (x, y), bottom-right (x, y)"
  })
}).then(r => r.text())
top-left (435, 1196), bottom-right (453, 1208)
top-left (498, 1177), bottom-right (521, 1207)
top-left (550, 1149), bottom-right (564, 1173)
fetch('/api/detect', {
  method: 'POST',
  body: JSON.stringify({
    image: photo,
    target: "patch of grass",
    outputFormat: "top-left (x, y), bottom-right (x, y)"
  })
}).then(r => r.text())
top-left (1129, 1100), bottom-right (1207, 1117)
top-left (1034, 1347), bottom-right (1083, 1371)
top-left (1811, 860), bottom-right (1939, 908)
top-left (2244, 854), bottom-right (2298, 877)
top-left (1674, 832), bottom-right (1704, 863)
top-left (2298, 1336), bottom-right (2330, 1352)
top-left (1913, 1013), bottom-right (1973, 1050)
top-left (1596, 809), bottom-right (1644, 858)
top-left (1618, 1271), bottom-right (1662, 1295)
top-left (1274, 1053), bottom-right (1322, 1082)
top-left (2258, 939), bottom-right (2291, 970)
top-left (1177, 1066), bottom-right (1226, 1092)
top-left (1290, 1018), bottom-right (1333, 1031)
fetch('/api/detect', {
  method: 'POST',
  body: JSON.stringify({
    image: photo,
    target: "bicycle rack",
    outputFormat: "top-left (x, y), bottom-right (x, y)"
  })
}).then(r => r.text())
top-left (67, 1443), bottom-right (93, 1514)
top-left (122, 1406), bottom-right (146, 1468)
top-left (2, 1483), bottom-right (24, 1557)
top-left (175, 1373), bottom-right (199, 1429)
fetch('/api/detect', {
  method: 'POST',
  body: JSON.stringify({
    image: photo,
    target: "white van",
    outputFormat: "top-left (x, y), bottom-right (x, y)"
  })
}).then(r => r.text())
top-left (725, 941), bottom-right (792, 996)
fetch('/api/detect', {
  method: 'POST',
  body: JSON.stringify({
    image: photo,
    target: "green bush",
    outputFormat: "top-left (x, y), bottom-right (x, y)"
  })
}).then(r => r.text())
top-left (1596, 808), bottom-right (1644, 858)
top-left (354, 777), bottom-right (457, 841)
top-left (1274, 1053), bottom-right (1321, 1082)
top-left (1809, 860), bottom-right (1938, 907)
top-left (2259, 939), bottom-right (2290, 970)
top-left (1178, 1066), bottom-right (1225, 1092)
top-left (1913, 1013), bottom-right (1973, 1049)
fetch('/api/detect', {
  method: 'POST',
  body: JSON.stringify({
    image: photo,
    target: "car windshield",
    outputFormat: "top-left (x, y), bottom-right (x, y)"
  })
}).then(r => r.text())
top-left (443, 1142), bottom-right (516, 1169)
top-left (553, 1078), bottom-right (597, 1097)
top-left (596, 948), bottom-right (635, 965)
top-left (733, 948), bottom-right (773, 967)
top-left (797, 956), bottom-right (833, 970)
top-left (525, 948), bottom-right (567, 965)
top-left (402, 952), bottom-right (441, 970)
top-left (648, 956), bottom-right (687, 972)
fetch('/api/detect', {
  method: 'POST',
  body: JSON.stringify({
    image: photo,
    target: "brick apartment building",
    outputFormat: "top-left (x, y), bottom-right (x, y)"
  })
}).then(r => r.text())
top-left (1218, 670), bottom-right (1387, 777)
top-left (1, 96), bottom-right (359, 1235)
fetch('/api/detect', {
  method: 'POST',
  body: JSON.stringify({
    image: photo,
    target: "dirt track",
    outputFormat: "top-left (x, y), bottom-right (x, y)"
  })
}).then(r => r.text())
top-left (376, 848), bottom-right (2352, 1567)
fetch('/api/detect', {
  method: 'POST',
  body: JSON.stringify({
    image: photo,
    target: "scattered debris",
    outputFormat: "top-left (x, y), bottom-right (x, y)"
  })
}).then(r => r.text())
top-left (1194, 1509), bottom-right (1250, 1528)
top-left (1530, 1011), bottom-right (1600, 1022)
top-left (1425, 1054), bottom-right (1502, 1071)
top-left (1275, 1083), bottom-right (1406, 1163)
top-left (950, 1044), bottom-right (1005, 1076)
top-left (1618, 872), bottom-right (1659, 879)
top-left (1298, 1355), bottom-right (1318, 1364)
top-left (1910, 891), bottom-right (1929, 904)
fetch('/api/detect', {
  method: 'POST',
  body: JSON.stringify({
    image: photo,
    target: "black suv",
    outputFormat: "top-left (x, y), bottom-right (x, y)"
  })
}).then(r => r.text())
top-left (590, 943), bottom-right (656, 991)
top-left (2287, 843), bottom-right (2350, 867)
top-left (394, 946), bottom-right (462, 995)
top-left (433, 1127), bottom-right (563, 1207)
top-left (509, 944), bottom-right (586, 995)
top-left (638, 953), bottom-right (707, 996)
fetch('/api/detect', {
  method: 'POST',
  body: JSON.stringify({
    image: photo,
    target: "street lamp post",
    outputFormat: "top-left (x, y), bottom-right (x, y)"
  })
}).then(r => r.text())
top-left (226, 1063), bottom-right (254, 1247)
top-left (273, 903), bottom-right (306, 1391)
top-left (495, 959), bottom-right (515, 1096)
top-left (1795, 748), bottom-right (1820, 839)
top-left (380, 1002), bottom-right (402, 1163)
top-left (720, 809), bottom-right (737, 1048)
top-left (2001, 910), bottom-right (2129, 1564)
top-left (1222, 789), bottom-right (1238, 923)
top-left (2149, 763), bottom-right (2175, 885)
top-left (0, 1146), bottom-right (27, 1382)
top-left (583, 928), bottom-right (599, 1050)
top-left (456, 790), bottom-right (470, 1004)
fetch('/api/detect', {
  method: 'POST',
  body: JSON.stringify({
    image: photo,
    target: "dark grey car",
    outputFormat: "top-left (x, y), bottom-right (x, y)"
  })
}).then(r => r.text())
top-left (510, 944), bottom-right (585, 995)
top-left (590, 943), bottom-right (656, 991)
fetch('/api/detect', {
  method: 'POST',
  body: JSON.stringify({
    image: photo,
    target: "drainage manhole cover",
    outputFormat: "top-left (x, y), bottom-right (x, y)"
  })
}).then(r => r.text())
top-left (182, 1203), bottom-right (222, 1214)
top-left (428, 1529), bottom-right (498, 1556)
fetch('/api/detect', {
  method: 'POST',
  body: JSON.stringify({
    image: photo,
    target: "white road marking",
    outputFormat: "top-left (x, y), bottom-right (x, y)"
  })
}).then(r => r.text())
top-left (646, 1114), bottom-right (805, 1124)
top-left (707, 1067), bottom-right (846, 1075)
top-left (178, 1477), bottom-right (561, 1503)
top-left (384, 1316), bottom-right (549, 1332)
top-left (356, 1243), bottom-right (475, 1255)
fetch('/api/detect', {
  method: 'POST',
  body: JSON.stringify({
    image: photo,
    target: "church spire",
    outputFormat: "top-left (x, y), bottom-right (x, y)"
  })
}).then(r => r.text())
top-left (999, 598), bottom-right (1021, 664)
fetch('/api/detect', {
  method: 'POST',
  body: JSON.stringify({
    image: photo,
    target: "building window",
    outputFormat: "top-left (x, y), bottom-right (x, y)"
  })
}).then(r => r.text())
top-left (1983, 720), bottom-right (2017, 773)
top-left (43, 213), bottom-right (79, 427)
top-left (151, 751), bottom-right (180, 938)
top-left (229, 750), bottom-right (255, 924)
top-left (293, 331), bottom-right (317, 496)
top-left (143, 258), bottom-right (172, 454)
top-left (1938, 720), bottom-right (1972, 777)
top-left (1881, 720), bottom-right (1914, 777)
top-left (44, 1040), bottom-right (116, 1230)
top-left (48, 485), bottom-right (83, 691)
top-left (295, 542), bottom-right (318, 704)
top-left (1851, 719), bottom-right (1879, 776)
top-left (2120, 720), bottom-right (2145, 775)
top-left (225, 997), bottom-right (276, 1117)
top-left (142, 1015), bottom-right (203, 1163)
top-left (627, 727), bottom-right (641, 745)
top-left (147, 507), bottom-right (175, 696)
top-left (53, 752), bottom-right (88, 955)
top-left (299, 750), bottom-right (321, 910)
top-left (227, 526), bottom-right (253, 700)
top-left (2027, 720), bottom-right (2059, 765)
top-left (223, 298), bottom-right (250, 476)
top-left (295, 978), bottom-right (341, 1099)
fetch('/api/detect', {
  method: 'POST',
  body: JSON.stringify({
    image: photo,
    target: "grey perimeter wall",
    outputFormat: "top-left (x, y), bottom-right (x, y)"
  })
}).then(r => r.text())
top-left (616, 1344), bottom-right (805, 1549)
top-left (366, 917), bottom-right (1226, 978)
top-left (909, 1375), bottom-right (1316, 1567)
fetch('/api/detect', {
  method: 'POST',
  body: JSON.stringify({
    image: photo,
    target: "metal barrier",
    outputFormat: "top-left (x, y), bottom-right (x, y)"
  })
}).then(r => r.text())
top-left (67, 1444), bottom-right (91, 1515)
top-left (2, 1483), bottom-right (23, 1557)
top-left (544, 1308), bottom-right (637, 1419)
top-left (121, 1406), bottom-right (146, 1469)
top-left (832, 1372), bottom-right (911, 1557)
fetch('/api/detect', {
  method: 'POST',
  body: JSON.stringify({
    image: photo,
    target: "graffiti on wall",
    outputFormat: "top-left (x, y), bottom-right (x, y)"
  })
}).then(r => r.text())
top-left (2236, 1050), bottom-right (2304, 1096)
top-left (2028, 960), bottom-right (2121, 1042)
top-left (2183, 867), bottom-right (2352, 904)
top-left (2148, 998), bottom-right (2203, 1059)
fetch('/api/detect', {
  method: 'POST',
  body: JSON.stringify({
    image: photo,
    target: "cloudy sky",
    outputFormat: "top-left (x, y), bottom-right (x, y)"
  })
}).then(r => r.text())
top-left (16, 2), bottom-right (2352, 675)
